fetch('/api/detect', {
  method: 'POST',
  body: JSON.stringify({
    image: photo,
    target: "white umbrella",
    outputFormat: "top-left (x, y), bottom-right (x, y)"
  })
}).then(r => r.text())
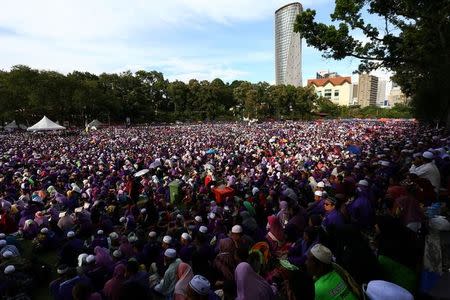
top-left (149, 160), bottom-right (162, 169)
top-left (204, 163), bottom-right (215, 171)
top-left (134, 169), bottom-right (149, 177)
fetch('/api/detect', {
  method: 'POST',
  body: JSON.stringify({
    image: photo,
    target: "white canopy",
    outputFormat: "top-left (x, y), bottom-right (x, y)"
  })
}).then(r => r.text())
top-left (87, 119), bottom-right (103, 128)
top-left (4, 120), bottom-right (19, 130)
top-left (27, 116), bottom-right (66, 131)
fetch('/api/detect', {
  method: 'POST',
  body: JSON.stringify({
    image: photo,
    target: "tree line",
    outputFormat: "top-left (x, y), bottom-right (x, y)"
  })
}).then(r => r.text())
top-left (0, 65), bottom-right (411, 126)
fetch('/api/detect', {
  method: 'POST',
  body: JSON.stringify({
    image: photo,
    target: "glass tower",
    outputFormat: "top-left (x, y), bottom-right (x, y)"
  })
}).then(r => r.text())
top-left (275, 2), bottom-right (302, 87)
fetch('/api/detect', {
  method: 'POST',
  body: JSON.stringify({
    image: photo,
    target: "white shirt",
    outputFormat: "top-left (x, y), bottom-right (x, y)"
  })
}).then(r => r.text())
top-left (409, 161), bottom-right (441, 193)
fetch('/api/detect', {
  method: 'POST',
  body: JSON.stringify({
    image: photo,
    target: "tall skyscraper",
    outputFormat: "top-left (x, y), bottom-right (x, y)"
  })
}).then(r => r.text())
top-left (357, 73), bottom-right (378, 107)
top-left (275, 2), bottom-right (302, 87)
top-left (376, 79), bottom-right (386, 106)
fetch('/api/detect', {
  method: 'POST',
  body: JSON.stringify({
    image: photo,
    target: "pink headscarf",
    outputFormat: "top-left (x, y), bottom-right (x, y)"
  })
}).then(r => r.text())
top-left (267, 215), bottom-right (284, 242)
top-left (235, 262), bottom-right (275, 300)
top-left (103, 264), bottom-right (126, 300)
top-left (174, 262), bottom-right (194, 300)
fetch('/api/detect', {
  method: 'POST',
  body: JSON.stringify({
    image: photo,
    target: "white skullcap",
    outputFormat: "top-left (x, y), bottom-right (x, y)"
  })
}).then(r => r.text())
top-left (199, 226), bottom-right (208, 234)
top-left (163, 235), bottom-right (172, 244)
top-left (231, 225), bottom-right (243, 234)
top-left (357, 179), bottom-right (369, 187)
top-left (109, 232), bottom-right (119, 240)
top-left (365, 280), bottom-right (413, 300)
top-left (0, 233), bottom-right (5, 239)
top-left (97, 230), bottom-right (104, 235)
top-left (176, 214), bottom-right (183, 219)
top-left (0, 240), bottom-right (7, 247)
top-left (113, 250), bottom-right (122, 258)
top-left (189, 275), bottom-right (211, 295)
top-left (78, 253), bottom-right (88, 266)
top-left (208, 212), bottom-right (215, 219)
top-left (314, 190), bottom-right (323, 197)
top-left (4, 265), bottom-right (15, 274)
top-left (67, 231), bottom-right (75, 238)
top-left (423, 151), bottom-right (434, 159)
top-left (57, 265), bottom-right (69, 274)
top-left (128, 235), bottom-right (138, 243)
top-left (252, 187), bottom-right (259, 195)
top-left (148, 231), bottom-right (157, 238)
top-left (317, 181), bottom-right (325, 188)
top-left (2, 251), bottom-right (13, 258)
top-left (119, 217), bottom-right (126, 223)
top-left (195, 216), bottom-right (202, 223)
top-left (40, 228), bottom-right (49, 234)
top-left (381, 161), bottom-right (390, 167)
top-left (140, 208), bottom-right (147, 214)
top-left (181, 232), bottom-right (191, 241)
top-left (164, 248), bottom-right (177, 258)
top-left (310, 244), bottom-right (332, 264)
top-left (86, 254), bottom-right (95, 264)
top-left (224, 206), bottom-right (230, 211)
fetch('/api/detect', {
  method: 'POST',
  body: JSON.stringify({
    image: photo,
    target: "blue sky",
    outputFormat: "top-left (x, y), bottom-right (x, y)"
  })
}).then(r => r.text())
top-left (0, 0), bottom-right (390, 85)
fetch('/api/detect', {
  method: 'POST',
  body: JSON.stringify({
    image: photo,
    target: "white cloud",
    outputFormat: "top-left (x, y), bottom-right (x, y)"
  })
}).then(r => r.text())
top-left (0, 0), bottom-right (328, 41)
top-left (0, 0), bottom-right (330, 82)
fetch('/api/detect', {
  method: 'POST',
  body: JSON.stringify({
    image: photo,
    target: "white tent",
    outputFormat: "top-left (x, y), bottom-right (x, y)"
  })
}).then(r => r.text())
top-left (87, 119), bottom-right (103, 128)
top-left (27, 116), bottom-right (66, 131)
top-left (4, 120), bottom-right (19, 131)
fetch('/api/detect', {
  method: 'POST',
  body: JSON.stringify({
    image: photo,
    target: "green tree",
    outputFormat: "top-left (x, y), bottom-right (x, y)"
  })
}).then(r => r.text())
top-left (294, 0), bottom-right (450, 124)
top-left (167, 80), bottom-right (188, 115)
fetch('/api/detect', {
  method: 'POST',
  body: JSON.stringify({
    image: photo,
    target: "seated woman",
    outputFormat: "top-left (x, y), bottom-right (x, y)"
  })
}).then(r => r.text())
top-left (265, 215), bottom-right (286, 256)
top-left (174, 262), bottom-right (194, 300)
top-left (212, 238), bottom-right (238, 284)
top-left (235, 262), bottom-right (275, 300)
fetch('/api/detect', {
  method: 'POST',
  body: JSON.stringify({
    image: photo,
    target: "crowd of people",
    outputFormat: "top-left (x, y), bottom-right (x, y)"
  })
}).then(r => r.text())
top-left (0, 120), bottom-right (449, 300)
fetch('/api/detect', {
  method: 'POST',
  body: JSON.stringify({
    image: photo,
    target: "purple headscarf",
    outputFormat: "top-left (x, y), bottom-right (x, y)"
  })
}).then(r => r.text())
top-left (94, 246), bottom-right (113, 269)
top-left (235, 262), bottom-right (275, 300)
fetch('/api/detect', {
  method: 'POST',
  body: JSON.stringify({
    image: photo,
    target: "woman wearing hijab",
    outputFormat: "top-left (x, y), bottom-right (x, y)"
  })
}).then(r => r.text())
top-left (212, 238), bottom-right (238, 282)
top-left (94, 246), bottom-right (113, 272)
top-left (276, 201), bottom-right (289, 228)
top-left (22, 219), bottom-right (39, 239)
top-left (235, 262), bottom-right (275, 300)
top-left (265, 215), bottom-right (285, 254)
top-left (119, 236), bottom-right (135, 259)
top-left (103, 264), bottom-right (126, 300)
top-left (174, 262), bottom-right (194, 300)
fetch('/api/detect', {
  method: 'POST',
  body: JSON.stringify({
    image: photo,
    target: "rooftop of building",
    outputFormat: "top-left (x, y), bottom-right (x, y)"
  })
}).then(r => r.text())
top-left (275, 2), bottom-right (303, 14)
top-left (307, 76), bottom-right (352, 87)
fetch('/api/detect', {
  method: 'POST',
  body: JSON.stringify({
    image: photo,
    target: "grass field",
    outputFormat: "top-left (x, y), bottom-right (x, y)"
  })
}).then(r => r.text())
top-left (19, 239), bottom-right (59, 300)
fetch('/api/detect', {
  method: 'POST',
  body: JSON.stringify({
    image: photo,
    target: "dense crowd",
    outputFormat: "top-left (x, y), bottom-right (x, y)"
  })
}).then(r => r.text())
top-left (0, 120), bottom-right (449, 300)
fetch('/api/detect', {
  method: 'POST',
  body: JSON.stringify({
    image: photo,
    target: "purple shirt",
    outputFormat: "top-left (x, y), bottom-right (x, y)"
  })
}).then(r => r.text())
top-left (346, 194), bottom-right (374, 229)
top-left (322, 209), bottom-right (345, 229)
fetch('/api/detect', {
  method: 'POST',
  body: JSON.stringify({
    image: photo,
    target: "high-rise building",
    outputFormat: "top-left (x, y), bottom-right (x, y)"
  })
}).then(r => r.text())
top-left (275, 3), bottom-right (302, 87)
top-left (388, 82), bottom-right (409, 106)
top-left (352, 84), bottom-right (359, 105)
top-left (376, 79), bottom-right (387, 106)
top-left (357, 74), bottom-right (378, 107)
